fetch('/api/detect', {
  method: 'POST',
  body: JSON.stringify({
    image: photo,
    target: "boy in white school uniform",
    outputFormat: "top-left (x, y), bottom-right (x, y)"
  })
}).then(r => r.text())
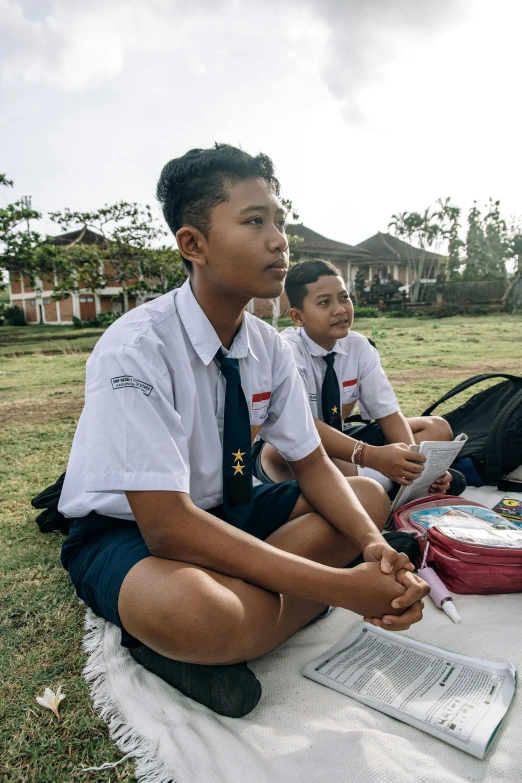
top-left (57, 146), bottom-right (428, 718)
top-left (254, 259), bottom-right (457, 493)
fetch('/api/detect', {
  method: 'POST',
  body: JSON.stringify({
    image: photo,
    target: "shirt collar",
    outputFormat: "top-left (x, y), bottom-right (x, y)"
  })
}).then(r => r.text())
top-left (298, 326), bottom-right (349, 358)
top-left (176, 280), bottom-right (259, 365)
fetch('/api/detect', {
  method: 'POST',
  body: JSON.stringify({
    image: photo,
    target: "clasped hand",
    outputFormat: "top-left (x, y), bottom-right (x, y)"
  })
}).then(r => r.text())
top-left (360, 540), bottom-right (430, 631)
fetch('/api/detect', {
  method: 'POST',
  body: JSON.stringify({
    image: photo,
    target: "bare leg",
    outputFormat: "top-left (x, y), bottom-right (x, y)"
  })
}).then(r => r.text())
top-left (118, 477), bottom-right (389, 665)
top-left (407, 416), bottom-right (453, 444)
top-left (261, 441), bottom-right (357, 482)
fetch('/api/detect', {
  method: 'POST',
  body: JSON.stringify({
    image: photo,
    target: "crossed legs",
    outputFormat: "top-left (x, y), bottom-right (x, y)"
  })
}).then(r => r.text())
top-left (118, 477), bottom-right (390, 666)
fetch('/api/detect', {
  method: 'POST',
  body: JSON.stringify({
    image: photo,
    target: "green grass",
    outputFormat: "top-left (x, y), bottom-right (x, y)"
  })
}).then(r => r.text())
top-left (0, 324), bottom-right (104, 358)
top-left (1, 314), bottom-right (521, 781)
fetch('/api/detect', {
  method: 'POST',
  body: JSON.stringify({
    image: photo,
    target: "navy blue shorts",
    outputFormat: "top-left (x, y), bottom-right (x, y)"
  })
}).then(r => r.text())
top-left (342, 421), bottom-right (385, 446)
top-left (61, 481), bottom-right (301, 647)
top-left (253, 424), bottom-right (387, 485)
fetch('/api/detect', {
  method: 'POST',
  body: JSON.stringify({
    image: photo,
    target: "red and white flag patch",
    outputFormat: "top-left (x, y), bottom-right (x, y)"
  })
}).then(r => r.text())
top-left (343, 379), bottom-right (357, 388)
top-left (252, 391), bottom-right (271, 411)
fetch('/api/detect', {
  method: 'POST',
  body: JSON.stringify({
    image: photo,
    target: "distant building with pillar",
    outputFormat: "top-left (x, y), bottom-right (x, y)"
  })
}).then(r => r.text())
top-left (8, 227), bottom-right (147, 324)
top-left (354, 232), bottom-right (443, 289)
top-left (8, 224), bottom-right (444, 323)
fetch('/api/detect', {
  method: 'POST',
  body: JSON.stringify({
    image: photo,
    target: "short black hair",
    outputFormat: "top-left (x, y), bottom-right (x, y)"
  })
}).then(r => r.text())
top-left (285, 259), bottom-right (344, 309)
top-left (156, 143), bottom-right (280, 271)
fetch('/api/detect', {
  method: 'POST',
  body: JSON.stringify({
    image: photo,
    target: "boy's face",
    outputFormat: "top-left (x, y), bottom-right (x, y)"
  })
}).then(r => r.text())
top-left (291, 274), bottom-right (354, 348)
top-left (186, 177), bottom-right (289, 300)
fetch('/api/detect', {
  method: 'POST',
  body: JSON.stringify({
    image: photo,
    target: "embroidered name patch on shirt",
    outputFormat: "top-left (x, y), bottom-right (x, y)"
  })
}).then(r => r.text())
top-left (252, 392), bottom-right (271, 411)
top-left (111, 376), bottom-right (153, 396)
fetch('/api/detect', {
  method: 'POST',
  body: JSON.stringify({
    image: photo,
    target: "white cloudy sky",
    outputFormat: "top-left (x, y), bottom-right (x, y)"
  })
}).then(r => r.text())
top-left (1, 0), bottom-right (521, 246)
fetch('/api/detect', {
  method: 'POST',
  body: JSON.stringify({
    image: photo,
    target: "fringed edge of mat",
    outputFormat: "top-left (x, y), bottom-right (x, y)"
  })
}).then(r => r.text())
top-left (83, 610), bottom-right (178, 783)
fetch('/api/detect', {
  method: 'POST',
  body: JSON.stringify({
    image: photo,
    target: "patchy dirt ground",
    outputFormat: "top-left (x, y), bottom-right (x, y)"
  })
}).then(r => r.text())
top-left (0, 393), bottom-right (84, 425)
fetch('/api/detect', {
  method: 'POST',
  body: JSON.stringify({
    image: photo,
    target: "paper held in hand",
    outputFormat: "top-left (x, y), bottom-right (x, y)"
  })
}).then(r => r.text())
top-left (303, 623), bottom-right (516, 759)
top-left (390, 433), bottom-right (468, 514)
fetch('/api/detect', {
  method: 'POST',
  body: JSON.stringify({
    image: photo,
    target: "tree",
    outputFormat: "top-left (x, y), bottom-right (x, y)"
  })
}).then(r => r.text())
top-left (47, 243), bottom-right (107, 300)
top-left (0, 176), bottom-right (43, 291)
top-left (388, 208), bottom-right (442, 303)
top-left (482, 200), bottom-right (509, 279)
top-left (435, 198), bottom-right (463, 281)
top-left (49, 202), bottom-right (169, 312)
top-left (503, 221), bottom-right (522, 313)
top-left (462, 200), bottom-right (508, 281)
top-left (127, 246), bottom-right (187, 299)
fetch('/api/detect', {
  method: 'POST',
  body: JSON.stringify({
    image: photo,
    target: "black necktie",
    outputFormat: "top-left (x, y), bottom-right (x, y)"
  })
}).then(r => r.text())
top-left (215, 349), bottom-right (253, 527)
top-left (322, 353), bottom-right (342, 431)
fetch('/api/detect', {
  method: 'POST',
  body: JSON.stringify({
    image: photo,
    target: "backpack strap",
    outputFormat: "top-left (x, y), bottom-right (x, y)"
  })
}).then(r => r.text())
top-left (422, 373), bottom-right (521, 416)
top-left (484, 386), bottom-right (522, 483)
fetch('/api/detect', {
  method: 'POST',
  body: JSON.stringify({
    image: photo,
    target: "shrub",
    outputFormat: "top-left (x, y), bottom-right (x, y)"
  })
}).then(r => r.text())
top-left (72, 312), bottom-right (121, 329)
top-left (0, 304), bottom-right (26, 326)
top-left (429, 304), bottom-right (491, 319)
top-left (353, 306), bottom-right (380, 318)
top-left (383, 309), bottom-right (416, 318)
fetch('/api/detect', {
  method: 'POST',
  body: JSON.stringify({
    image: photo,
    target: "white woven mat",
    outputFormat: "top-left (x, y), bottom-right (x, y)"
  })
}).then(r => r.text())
top-left (84, 587), bottom-right (522, 783)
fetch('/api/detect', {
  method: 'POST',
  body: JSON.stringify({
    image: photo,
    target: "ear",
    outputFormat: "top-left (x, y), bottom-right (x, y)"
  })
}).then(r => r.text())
top-left (176, 226), bottom-right (207, 269)
top-left (289, 307), bottom-right (304, 327)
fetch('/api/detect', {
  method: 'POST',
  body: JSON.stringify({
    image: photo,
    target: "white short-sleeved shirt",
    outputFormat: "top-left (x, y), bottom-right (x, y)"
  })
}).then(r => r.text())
top-left (58, 281), bottom-right (320, 520)
top-left (280, 327), bottom-right (400, 423)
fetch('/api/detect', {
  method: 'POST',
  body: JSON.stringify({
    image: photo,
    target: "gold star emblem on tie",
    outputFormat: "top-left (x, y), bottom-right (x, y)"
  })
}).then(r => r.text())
top-left (232, 449), bottom-right (246, 463)
top-left (232, 463), bottom-right (245, 475)
top-left (331, 405), bottom-right (338, 414)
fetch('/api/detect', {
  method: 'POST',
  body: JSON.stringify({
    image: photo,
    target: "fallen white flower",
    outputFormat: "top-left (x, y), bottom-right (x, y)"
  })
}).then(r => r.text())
top-left (36, 685), bottom-right (66, 720)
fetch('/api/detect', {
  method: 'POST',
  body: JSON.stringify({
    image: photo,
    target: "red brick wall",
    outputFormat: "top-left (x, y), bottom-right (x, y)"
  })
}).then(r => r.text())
top-left (103, 262), bottom-right (115, 278)
top-left (60, 296), bottom-right (73, 320)
top-left (44, 299), bottom-right (58, 321)
top-left (25, 300), bottom-right (37, 322)
top-left (10, 273), bottom-right (22, 295)
top-left (42, 275), bottom-right (54, 291)
top-left (100, 296), bottom-right (113, 313)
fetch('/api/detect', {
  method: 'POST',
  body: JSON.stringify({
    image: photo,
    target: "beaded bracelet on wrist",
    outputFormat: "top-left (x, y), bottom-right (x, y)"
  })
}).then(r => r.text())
top-left (351, 440), bottom-right (362, 465)
top-left (355, 441), bottom-right (368, 469)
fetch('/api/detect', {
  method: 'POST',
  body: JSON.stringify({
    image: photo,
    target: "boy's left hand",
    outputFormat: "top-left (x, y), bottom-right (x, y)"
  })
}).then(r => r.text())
top-left (429, 471), bottom-right (452, 494)
top-left (365, 569), bottom-right (430, 630)
top-left (364, 539), bottom-right (415, 575)
top-left (363, 541), bottom-right (430, 630)
top-left (362, 540), bottom-right (430, 630)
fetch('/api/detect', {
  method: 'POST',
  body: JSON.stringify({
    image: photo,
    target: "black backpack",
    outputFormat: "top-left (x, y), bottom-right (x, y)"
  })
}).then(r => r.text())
top-left (422, 373), bottom-right (522, 488)
top-left (31, 472), bottom-right (70, 534)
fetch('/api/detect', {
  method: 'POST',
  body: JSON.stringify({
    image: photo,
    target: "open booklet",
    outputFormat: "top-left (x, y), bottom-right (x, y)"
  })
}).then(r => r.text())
top-left (303, 623), bottom-right (516, 759)
top-left (390, 433), bottom-right (468, 514)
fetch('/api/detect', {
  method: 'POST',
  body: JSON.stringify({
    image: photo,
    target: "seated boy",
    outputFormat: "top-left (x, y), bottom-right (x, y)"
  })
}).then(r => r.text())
top-left (254, 259), bottom-right (461, 493)
top-left (57, 146), bottom-right (428, 719)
